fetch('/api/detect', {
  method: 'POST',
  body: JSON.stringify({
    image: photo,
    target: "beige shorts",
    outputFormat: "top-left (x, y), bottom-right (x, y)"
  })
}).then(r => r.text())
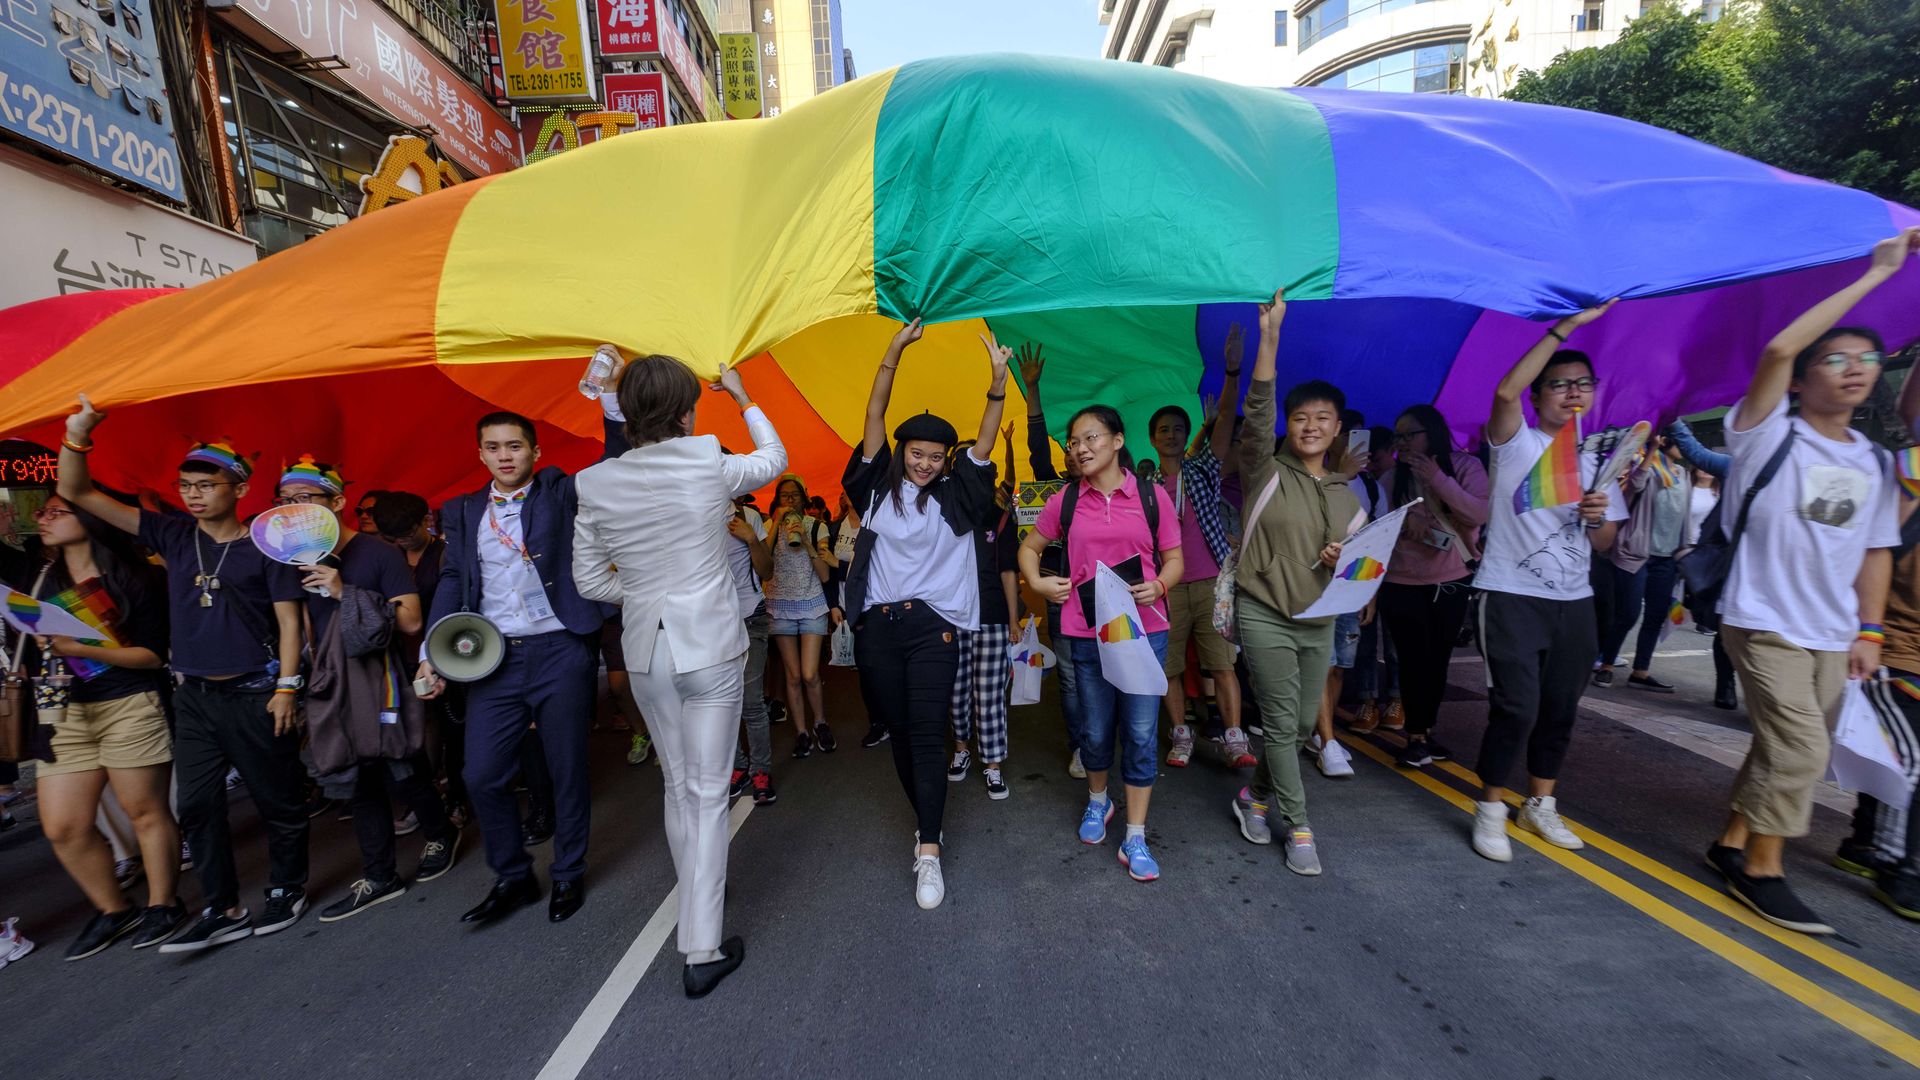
top-left (1165, 576), bottom-right (1236, 677)
top-left (38, 691), bottom-right (173, 777)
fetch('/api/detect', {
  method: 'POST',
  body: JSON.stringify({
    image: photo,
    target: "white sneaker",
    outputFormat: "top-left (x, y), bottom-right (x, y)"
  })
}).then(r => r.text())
top-left (1068, 749), bottom-right (1086, 779)
top-left (1302, 733), bottom-right (1324, 757)
top-left (913, 855), bottom-right (945, 910)
top-left (1518, 796), bottom-right (1585, 850)
top-left (1316, 740), bottom-right (1355, 778)
top-left (0, 916), bottom-right (34, 968)
top-left (393, 812), bottom-right (419, 837)
top-left (1472, 801), bottom-right (1513, 862)
top-left (1165, 724), bottom-right (1195, 768)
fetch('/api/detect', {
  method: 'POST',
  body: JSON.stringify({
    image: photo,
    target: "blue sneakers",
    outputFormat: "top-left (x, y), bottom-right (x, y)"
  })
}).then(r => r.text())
top-left (1078, 797), bottom-right (1115, 845)
top-left (1118, 835), bottom-right (1160, 881)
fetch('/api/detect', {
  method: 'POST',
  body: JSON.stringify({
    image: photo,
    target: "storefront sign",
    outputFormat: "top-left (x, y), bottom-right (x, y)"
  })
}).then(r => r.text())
top-left (718, 32), bottom-right (761, 120)
top-left (595, 0), bottom-right (658, 60)
top-left (0, 0), bottom-right (183, 199)
top-left (494, 0), bottom-right (595, 104)
top-left (212, 0), bottom-right (520, 176)
top-left (518, 72), bottom-right (666, 165)
top-left (0, 145), bottom-right (257, 310)
top-left (357, 135), bottom-right (465, 215)
top-left (654, 0), bottom-right (707, 117)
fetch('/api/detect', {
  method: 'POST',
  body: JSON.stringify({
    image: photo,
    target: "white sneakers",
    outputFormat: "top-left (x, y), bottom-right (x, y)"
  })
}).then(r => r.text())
top-left (913, 855), bottom-right (945, 910)
top-left (1518, 796), bottom-right (1585, 850)
top-left (1068, 748), bottom-right (1086, 779)
top-left (1472, 801), bottom-right (1513, 862)
top-left (1317, 740), bottom-right (1355, 779)
top-left (0, 917), bottom-right (33, 969)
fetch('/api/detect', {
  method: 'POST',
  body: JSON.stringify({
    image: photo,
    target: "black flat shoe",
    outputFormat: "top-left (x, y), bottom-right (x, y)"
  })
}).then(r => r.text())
top-left (522, 816), bottom-right (555, 847)
top-left (1713, 681), bottom-right (1738, 710)
top-left (549, 879), bottom-right (584, 923)
top-left (1627, 674), bottom-right (1675, 693)
top-left (461, 875), bottom-right (542, 925)
top-left (683, 936), bottom-right (745, 999)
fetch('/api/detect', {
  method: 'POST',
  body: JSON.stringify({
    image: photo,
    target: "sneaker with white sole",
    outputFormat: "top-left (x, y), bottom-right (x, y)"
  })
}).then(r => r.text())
top-left (1232, 788), bottom-right (1272, 845)
top-left (254, 888), bottom-right (308, 936)
top-left (318, 878), bottom-right (407, 923)
top-left (1118, 835), bottom-right (1160, 881)
top-left (913, 855), bottom-right (945, 910)
top-left (1166, 724), bottom-right (1195, 768)
top-left (1222, 726), bottom-right (1257, 769)
top-left (0, 917), bottom-right (34, 968)
top-left (1282, 825), bottom-right (1323, 876)
top-left (1068, 748), bottom-right (1086, 779)
top-left (393, 812), bottom-right (419, 837)
top-left (1518, 796), bottom-right (1584, 850)
top-left (157, 907), bottom-right (252, 954)
top-left (947, 749), bottom-right (972, 783)
top-left (983, 766), bottom-right (1009, 800)
top-left (1316, 740), bottom-right (1355, 778)
top-left (627, 732), bottom-right (653, 765)
top-left (1472, 801), bottom-right (1513, 862)
top-left (1078, 797), bottom-right (1115, 844)
top-left (1302, 733), bottom-right (1323, 757)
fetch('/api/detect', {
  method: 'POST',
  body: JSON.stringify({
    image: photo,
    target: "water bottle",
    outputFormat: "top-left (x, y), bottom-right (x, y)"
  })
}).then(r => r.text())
top-left (579, 344), bottom-right (622, 399)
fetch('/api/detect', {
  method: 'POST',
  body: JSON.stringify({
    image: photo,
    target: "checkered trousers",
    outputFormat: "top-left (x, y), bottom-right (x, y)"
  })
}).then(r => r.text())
top-left (949, 623), bottom-right (1012, 762)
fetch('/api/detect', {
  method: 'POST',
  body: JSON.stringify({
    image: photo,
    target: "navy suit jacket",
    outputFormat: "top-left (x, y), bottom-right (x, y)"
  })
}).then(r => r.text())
top-left (432, 420), bottom-right (625, 638)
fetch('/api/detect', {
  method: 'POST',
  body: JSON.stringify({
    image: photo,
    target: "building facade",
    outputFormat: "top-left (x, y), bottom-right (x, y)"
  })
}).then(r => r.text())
top-left (716, 0), bottom-right (850, 116)
top-left (1099, 1), bottom-right (1719, 97)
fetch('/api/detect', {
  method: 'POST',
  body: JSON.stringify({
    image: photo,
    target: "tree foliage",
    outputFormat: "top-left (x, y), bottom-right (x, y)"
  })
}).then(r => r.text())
top-left (1506, 1), bottom-right (1920, 205)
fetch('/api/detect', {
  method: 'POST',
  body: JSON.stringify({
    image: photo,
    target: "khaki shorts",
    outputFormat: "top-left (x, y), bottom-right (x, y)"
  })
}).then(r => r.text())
top-left (1721, 626), bottom-right (1847, 838)
top-left (1165, 576), bottom-right (1236, 677)
top-left (38, 691), bottom-right (173, 777)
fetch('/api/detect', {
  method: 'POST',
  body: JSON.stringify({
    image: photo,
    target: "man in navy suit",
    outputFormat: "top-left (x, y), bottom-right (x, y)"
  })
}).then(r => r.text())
top-left (418, 409), bottom-right (620, 924)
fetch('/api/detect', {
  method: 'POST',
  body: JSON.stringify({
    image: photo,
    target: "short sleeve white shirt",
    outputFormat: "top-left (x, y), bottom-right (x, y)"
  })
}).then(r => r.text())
top-left (1472, 426), bottom-right (1629, 600)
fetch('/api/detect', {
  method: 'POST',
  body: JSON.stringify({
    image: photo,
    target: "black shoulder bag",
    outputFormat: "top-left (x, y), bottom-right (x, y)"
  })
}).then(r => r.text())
top-left (1678, 427), bottom-right (1796, 606)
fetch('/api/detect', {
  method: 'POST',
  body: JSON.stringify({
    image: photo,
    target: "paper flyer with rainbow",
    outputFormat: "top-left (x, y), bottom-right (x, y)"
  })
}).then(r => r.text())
top-left (1295, 502), bottom-right (1418, 620)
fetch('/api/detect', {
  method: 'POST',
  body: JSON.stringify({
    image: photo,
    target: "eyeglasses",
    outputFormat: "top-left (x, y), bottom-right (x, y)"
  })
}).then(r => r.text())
top-left (1542, 377), bottom-right (1600, 395)
top-left (1391, 430), bottom-right (1422, 444)
top-left (32, 506), bottom-right (73, 521)
top-left (355, 504), bottom-right (377, 516)
top-left (1814, 350), bottom-right (1884, 371)
top-left (275, 493), bottom-right (333, 506)
top-left (175, 480), bottom-right (235, 495)
top-left (1065, 432), bottom-right (1111, 451)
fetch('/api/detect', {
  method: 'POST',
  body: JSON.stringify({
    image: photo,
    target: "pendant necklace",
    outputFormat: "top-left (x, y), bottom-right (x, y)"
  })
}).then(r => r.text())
top-left (194, 527), bottom-right (238, 608)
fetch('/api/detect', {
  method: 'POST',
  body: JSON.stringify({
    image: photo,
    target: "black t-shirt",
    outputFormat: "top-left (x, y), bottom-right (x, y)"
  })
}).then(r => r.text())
top-left (974, 511), bottom-right (1020, 626)
top-left (412, 537), bottom-right (446, 624)
top-left (137, 510), bottom-right (304, 677)
top-left (11, 564), bottom-right (169, 704)
top-left (306, 534), bottom-right (418, 642)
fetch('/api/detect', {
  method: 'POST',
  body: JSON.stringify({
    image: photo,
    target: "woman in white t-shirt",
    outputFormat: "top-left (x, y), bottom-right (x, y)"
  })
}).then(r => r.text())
top-left (1704, 227), bottom-right (1917, 937)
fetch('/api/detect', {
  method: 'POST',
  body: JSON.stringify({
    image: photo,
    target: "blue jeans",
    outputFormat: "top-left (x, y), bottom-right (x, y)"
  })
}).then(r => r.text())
top-left (1047, 602), bottom-right (1082, 754)
top-left (1354, 616), bottom-right (1400, 700)
top-left (1069, 631), bottom-right (1169, 787)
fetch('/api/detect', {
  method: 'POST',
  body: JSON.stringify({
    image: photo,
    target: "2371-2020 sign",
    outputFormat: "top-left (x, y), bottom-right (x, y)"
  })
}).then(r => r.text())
top-left (0, 71), bottom-right (177, 193)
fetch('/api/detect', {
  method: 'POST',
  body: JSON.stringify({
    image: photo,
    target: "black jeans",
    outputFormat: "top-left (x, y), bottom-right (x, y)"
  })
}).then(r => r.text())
top-left (350, 754), bottom-right (455, 885)
top-left (174, 679), bottom-right (310, 911)
top-left (1378, 578), bottom-right (1474, 738)
top-left (1477, 591), bottom-right (1596, 790)
top-left (432, 684), bottom-right (469, 814)
top-left (1598, 556), bottom-right (1681, 672)
top-left (855, 601), bottom-right (959, 845)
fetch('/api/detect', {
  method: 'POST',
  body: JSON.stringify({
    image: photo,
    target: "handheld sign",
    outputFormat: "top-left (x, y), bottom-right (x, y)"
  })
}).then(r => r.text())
top-left (1590, 420), bottom-right (1653, 494)
top-left (2, 586), bottom-right (100, 641)
top-left (250, 504), bottom-right (341, 596)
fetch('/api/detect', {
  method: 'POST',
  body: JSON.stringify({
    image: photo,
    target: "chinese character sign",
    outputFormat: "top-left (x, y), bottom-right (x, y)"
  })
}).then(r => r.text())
top-left (494, 0), bottom-right (596, 103)
top-left (719, 33), bottom-right (762, 120)
top-left (596, 0), bottom-right (659, 60)
top-left (518, 72), bottom-right (668, 165)
top-left (603, 73), bottom-right (668, 130)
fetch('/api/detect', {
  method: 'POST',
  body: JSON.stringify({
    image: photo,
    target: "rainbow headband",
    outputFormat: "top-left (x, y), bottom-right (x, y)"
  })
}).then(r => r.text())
top-left (278, 454), bottom-right (346, 496)
top-left (181, 440), bottom-right (255, 481)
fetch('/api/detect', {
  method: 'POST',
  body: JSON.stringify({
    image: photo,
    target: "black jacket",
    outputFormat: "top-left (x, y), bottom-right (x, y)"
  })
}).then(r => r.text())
top-left (840, 441), bottom-right (998, 620)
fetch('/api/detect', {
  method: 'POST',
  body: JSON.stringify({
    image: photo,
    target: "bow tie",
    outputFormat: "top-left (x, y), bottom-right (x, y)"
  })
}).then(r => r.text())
top-left (490, 489), bottom-right (528, 506)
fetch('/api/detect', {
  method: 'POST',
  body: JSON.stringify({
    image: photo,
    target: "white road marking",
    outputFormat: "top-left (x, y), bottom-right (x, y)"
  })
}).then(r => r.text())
top-left (534, 795), bottom-right (755, 1080)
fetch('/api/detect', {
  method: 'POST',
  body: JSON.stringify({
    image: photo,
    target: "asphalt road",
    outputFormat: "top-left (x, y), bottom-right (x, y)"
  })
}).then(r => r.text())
top-left (2, 618), bottom-right (1916, 1080)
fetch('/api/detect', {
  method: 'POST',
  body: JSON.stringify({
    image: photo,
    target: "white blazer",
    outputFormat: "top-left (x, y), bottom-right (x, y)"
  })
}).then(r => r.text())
top-left (572, 406), bottom-right (786, 674)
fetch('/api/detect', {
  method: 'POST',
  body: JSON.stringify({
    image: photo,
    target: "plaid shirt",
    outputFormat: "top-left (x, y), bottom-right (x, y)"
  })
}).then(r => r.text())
top-left (1177, 443), bottom-right (1234, 571)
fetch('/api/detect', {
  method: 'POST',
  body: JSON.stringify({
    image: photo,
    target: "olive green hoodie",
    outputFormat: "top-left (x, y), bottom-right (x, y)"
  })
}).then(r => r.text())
top-left (1234, 378), bottom-right (1361, 628)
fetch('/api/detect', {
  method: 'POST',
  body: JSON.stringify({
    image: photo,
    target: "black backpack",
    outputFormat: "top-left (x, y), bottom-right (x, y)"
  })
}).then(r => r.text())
top-left (1057, 475), bottom-right (1162, 574)
top-left (1678, 427), bottom-right (1795, 605)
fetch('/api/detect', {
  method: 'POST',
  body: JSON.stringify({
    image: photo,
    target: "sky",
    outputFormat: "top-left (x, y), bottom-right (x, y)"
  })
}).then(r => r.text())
top-left (840, 0), bottom-right (1109, 74)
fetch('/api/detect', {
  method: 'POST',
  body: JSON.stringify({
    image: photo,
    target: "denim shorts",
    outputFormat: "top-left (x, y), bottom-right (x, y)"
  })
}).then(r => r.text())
top-left (771, 613), bottom-right (829, 637)
top-left (1332, 611), bottom-right (1361, 670)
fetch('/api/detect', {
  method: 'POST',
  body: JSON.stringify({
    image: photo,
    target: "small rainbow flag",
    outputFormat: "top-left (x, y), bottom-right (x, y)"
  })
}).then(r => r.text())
top-left (1646, 451), bottom-right (1680, 489)
top-left (1512, 413), bottom-right (1584, 514)
top-left (1896, 446), bottom-right (1920, 500)
top-left (1097, 613), bottom-right (1143, 643)
top-left (1338, 556), bottom-right (1386, 582)
top-left (5, 593), bottom-right (43, 628)
top-left (45, 580), bottom-right (120, 680)
top-left (1659, 598), bottom-right (1687, 642)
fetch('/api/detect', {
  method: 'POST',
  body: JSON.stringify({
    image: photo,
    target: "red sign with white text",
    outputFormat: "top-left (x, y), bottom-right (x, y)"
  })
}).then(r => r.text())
top-left (653, 2), bottom-right (709, 116)
top-left (596, 0), bottom-right (660, 59)
top-left (603, 73), bottom-right (668, 128)
top-left (218, 0), bottom-right (521, 175)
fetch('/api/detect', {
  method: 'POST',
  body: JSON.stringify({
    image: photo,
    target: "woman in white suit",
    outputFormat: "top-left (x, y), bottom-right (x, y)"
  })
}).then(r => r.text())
top-left (573, 357), bottom-right (784, 999)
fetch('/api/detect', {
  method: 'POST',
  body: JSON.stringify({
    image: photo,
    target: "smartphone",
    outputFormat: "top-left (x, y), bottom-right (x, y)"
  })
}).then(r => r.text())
top-left (1348, 429), bottom-right (1371, 457)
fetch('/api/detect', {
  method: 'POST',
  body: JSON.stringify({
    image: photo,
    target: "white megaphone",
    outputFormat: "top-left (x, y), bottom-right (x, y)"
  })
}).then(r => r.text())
top-left (423, 612), bottom-right (505, 684)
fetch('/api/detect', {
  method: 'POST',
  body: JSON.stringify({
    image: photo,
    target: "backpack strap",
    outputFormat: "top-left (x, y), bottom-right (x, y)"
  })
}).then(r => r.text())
top-left (1057, 478), bottom-right (1163, 572)
top-left (1727, 425), bottom-right (1797, 551)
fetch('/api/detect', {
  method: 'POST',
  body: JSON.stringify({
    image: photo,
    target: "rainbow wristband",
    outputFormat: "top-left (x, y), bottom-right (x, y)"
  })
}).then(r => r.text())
top-left (1858, 623), bottom-right (1886, 645)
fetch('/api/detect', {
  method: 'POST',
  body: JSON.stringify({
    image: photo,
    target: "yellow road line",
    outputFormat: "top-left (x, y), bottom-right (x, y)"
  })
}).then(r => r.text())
top-left (1406, 748), bottom-right (1920, 1022)
top-left (1342, 735), bottom-right (1920, 1068)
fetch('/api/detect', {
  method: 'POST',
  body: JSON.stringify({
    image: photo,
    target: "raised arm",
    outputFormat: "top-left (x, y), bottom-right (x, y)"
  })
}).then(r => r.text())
top-left (975, 332), bottom-right (1012, 450)
top-left (864, 319), bottom-right (923, 458)
top-left (55, 395), bottom-right (140, 535)
top-left (1663, 418), bottom-right (1730, 480)
top-left (1240, 291), bottom-right (1284, 487)
top-left (1017, 343), bottom-right (1060, 481)
top-left (1210, 323), bottom-right (1245, 465)
top-left (713, 368), bottom-right (788, 494)
top-left (1737, 229), bottom-right (1917, 433)
top-left (1488, 301), bottom-right (1616, 446)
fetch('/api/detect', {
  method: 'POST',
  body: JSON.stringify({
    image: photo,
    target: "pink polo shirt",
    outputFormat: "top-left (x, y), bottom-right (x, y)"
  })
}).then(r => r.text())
top-left (1033, 473), bottom-right (1182, 639)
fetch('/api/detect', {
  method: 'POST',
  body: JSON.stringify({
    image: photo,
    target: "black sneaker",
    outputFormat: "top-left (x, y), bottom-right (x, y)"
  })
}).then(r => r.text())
top-left (947, 748), bottom-right (972, 783)
top-left (114, 857), bottom-right (144, 890)
top-left (130, 903), bottom-right (190, 950)
top-left (522, 815), bottom-right (555, 847)
top-left (65, 908), bottom-right (141, 961)
top-left (815, 723), bottom-right (837, 753)
top-left (766, 697), bottom-right (787, 723)
top-left (416, 831), bottom-right (461, 882)
top-left (729, 768), bottom-right (751, 799)
top-left (1834, 839), bottom-right (1896, 880)
top-left (319, 879), bottom-right (407, 923)
top-left (1591, 668), bottom-right (1614, 688)
top-left (303, 792), bottom-right (336, 819)
top-left (158, 907), bottom-right (253, 954)
top-left (1395, 739), bottom-right (1434, 768)
top-left (1627, 674), bottom-right (1675, 693)
top-left (792, 732), bottom-right (813, 759)
top-left (254, 887), bottom-right (308, 936)
top-left (751, 773), bottom-right (777, 805)
top-left (1425, 739), bottom-right (1454, 762)
top-left (860, 723), bottom-right (890, 748)
top-left (1728, 873), bottom-right (1834, 935)
top-left (983, 766), bottom-right (1009, 801)
top-left (1705, 843), bottom-right (1746, 883)
top-left (1875, 873), bottom-right (1920, 921)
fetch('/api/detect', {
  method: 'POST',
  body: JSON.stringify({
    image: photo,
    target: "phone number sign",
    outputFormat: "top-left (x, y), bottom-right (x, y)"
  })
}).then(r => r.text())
top-left (0, 0), bottom-right (182, 201)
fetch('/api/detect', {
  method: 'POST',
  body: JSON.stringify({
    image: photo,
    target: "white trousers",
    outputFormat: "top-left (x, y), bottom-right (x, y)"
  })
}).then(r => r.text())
top-left (627, 634), bottom-right (746, 956)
